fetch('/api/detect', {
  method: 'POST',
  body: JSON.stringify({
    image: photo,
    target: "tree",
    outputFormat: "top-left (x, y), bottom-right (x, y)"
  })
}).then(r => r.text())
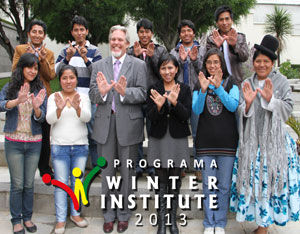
top-left (0, 0), bottom-right (36, 61)
top-left (265, 6), bottom-right (293, 66)
top-left (125, 0), bottom-right (256, 51)
top-left (31, 0), bottom-right (128, 45)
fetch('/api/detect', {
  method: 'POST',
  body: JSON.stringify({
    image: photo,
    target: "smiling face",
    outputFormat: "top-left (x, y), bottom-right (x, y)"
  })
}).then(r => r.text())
top-left (216, 11), bottom-right (233, 35)
top-left (71, 24), bottom-right (88, 46)
top-left (109, 29), bottom-right (129, 59)
top-left (59, 69), bottom-right (78, 93)
top-left (205, 54), bottom-right (221, 76)
top-left (137, 26), bottom-right (153, 47)
top-left (253, 54), bottom-right (274, 80)
top-left (28, 25), bottom-right (46, 48)
top-left (23, 63), bottom-right (38, 83)
top-left (179, 25), bottom-right (195, 47)
top-left (159, 61), bottom-right (178, 84)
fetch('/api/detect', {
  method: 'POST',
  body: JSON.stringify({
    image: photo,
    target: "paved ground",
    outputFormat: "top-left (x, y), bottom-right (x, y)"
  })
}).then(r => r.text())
top-left (1, 210), bottom-right (300, 234)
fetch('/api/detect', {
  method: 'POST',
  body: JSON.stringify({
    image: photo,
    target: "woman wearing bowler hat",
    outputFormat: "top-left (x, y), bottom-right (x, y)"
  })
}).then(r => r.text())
top-left (230, 35), bottom-right (300, 234)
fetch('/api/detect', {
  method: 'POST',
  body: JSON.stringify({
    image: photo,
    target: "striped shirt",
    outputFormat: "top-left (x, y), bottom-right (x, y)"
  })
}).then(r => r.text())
top-left (55, 40), bottom-right (102, 94)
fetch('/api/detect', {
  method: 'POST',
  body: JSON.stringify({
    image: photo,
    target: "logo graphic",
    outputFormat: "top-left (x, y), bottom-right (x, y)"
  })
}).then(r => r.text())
top-left (42, 156), bottom-right (106, 211)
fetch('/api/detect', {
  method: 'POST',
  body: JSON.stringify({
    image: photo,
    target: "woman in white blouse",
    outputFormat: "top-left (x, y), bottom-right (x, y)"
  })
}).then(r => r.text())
top-left (46, 65), bottom-right (91, 234)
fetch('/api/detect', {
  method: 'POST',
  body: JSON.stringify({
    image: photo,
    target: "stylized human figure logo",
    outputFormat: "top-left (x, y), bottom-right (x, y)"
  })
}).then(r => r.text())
top-left (42, 156), bottom-right (106, 211)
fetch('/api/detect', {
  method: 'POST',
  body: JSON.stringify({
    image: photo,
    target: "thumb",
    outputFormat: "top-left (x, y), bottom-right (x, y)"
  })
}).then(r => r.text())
top-left (256, 88), bottom-right (262, 94)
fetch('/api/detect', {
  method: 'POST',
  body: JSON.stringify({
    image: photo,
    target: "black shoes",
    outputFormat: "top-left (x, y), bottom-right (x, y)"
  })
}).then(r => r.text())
top-left (24, 222), bottom-right (37, 233)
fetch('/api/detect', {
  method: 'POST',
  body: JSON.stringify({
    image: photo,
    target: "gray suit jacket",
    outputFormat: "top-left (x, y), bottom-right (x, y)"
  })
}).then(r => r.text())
top-left (89, 55), bottom-right (147, 146)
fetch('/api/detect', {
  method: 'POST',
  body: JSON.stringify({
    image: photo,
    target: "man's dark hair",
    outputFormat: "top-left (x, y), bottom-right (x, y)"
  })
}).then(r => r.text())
top-left (28, 20), bottom-right (47, 34)
top-left (177, 19), bottom-right (196, 35)
top-left (136, 18), bottom-right (153, 33)
top-left (214, 5), bottom-right (233, 22)
top-left (71, 16), bottom-right (89, 30)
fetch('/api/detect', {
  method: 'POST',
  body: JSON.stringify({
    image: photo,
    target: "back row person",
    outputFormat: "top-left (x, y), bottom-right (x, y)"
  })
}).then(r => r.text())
top-left (12, 20), bottom-right (55, 178)
top-left (127, 18), bottom-right (168, 179)
top-left (55, 16), bottom-right (102, 168)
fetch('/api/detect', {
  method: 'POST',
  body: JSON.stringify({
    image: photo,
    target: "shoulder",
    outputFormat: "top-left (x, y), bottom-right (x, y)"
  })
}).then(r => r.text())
top-left (237, 32), bottom-right (247, 40)
top-left (78, 92), bottom-right (90, 100)
top-left (178, 82), bottom-right (190, 93)
top-left (15, 44), bottom-right (27, 52)
top-left (45, 48), bottom-right (54, 55)
top-left (128, 55), bottom-right (145, 65)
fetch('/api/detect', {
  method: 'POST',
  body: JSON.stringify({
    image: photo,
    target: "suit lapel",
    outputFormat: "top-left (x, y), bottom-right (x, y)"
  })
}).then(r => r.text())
top-left (118, 55), bottom-right (131, 81)
top-left (105, 57), bottom-right (114, 82)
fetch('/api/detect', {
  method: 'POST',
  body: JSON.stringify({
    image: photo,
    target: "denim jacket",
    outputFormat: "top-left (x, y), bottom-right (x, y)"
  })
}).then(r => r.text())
top-left (0, 83), bottom-right (47, 135)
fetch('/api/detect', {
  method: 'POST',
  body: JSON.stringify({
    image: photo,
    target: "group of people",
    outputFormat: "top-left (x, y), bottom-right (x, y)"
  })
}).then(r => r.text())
top-left (0, 4), bottom-right (300, 234)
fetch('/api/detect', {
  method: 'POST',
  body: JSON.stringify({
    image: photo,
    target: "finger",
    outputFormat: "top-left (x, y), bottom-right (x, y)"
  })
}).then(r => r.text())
top-left (256, 88), bottom-right (262, 95)
top-left (68, 40), bottom-right (73, 47)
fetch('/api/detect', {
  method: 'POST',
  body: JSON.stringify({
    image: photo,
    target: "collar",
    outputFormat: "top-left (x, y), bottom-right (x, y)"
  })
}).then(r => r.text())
top-left (71, 40), bottom-right (90, 47)
top-left (175, 40), bottom-right (200, 50)
top-left (30, 42), bottom-right (42, 51)
top-left (112, 53), bottom-right (126, 65)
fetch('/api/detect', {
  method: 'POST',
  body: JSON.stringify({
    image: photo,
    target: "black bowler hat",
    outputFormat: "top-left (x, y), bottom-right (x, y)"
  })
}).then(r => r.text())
top-left (254, 35), bottom-right (279, 60)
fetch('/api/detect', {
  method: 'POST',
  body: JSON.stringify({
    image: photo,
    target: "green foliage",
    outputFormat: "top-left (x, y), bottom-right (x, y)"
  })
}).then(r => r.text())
top-left (125, 0), bottom-right (256, 50)
top-left (0, 78), bottom-right (10, 91)
top-left (265, 6), bottom-right (293, 65)
top-left (279, 60), bottom-right (300, 79)
top-left (31, 0), bottom-right (128, 45)
top-left (287, 116), bottom-right (300, 139)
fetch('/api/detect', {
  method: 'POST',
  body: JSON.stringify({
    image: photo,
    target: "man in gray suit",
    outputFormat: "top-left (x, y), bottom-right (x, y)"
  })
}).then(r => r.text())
top-left (89, 25), bottom-right (147, 233)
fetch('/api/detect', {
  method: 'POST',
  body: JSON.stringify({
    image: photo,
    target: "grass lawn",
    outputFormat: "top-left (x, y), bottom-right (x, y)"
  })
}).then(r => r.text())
top-left (0, 77), bottom-right (61, 93)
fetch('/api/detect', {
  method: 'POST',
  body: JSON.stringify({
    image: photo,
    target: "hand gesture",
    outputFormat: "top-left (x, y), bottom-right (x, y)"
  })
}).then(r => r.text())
top-left (96, 72), bottom-right (114, 97)
top-left (70, 92), bottom-right (81, 110)
top-left (189, 46), bottom-right (198, 61)
top-left (242, 82), bottom-right (257, 111)
top-left (256, 78), bottom-right (273, 103)
top-left (208, 68), bottom-right (223, 88)
top-left (224, 28), bottom-right (237, 47)
top-left (114, 76), bottom-right (127, 96)
top-left (163, 83), bottom-right (180, 106)
top-left (179, 44), bottom-right (189, 61)
top-left (133, 41), bottom-right (143, 56)
top-left (146, 42), bottom-right (155, 57)
top-left (26, 42), bottom-right (35, 54)
top-left (212, 30), bottom-right (225, 48)
top-left (54, 92), bottom-right (66, 110)
top-left (150, 89), bottom-right (166, 111)
top-left (37, 43), bottom-right (47, 62)
top-left (17, 83), bottom-right (30, 104)
top-left (66, 41), bottom-right (76, 61)
top-left (32, 89), bottom-right (46, 109)
top-left (75, 43), bottom-right (87, 59)
top-left (198, 72), bottom-right (210, 93)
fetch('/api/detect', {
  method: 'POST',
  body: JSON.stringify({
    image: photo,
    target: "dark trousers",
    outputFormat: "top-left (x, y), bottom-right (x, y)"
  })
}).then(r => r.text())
top-left (38, 121), bottom-right (52, 174)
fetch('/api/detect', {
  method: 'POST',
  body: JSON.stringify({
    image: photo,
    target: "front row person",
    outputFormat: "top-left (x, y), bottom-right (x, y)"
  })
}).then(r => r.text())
top-left (230, 35), bottom-right (300, 234)
top-left (146, 54), bottom-right (192, 234)
top-left (46, 65), bottom-right (91, 234)
top-left (192, 48), bottom-right (239, 234)
top-left (0, 53), bottom-right (47, 234)
top-left (89, 25), bottom-right (147, 233)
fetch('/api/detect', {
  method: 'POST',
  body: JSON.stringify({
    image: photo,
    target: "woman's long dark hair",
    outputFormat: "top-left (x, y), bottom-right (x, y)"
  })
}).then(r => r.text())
top-left (157, 54), bottom-right (180, 81)
top-left (201, 48), bottom-right (229, 79)
top-left (6, 53), bottom-right (43, 100)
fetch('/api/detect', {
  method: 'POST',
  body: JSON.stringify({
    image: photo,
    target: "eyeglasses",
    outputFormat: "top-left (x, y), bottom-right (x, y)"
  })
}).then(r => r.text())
top-left (205, 60), bottom-right (220, 66)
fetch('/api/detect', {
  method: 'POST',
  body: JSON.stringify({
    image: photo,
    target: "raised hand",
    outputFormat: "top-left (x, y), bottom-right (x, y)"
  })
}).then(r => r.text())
top-left (179, 44), bottom-right (189, 61)
top-left (26, 42), bottom-right (35, 54)
top-left (146, 42), bottom-right (155, 57)
top-left (198, 72), bottom-right (210, 93)
top-left (243, 82), bottom-right (257, 113)
top-left (32, 89), bottom-right (46, 109)
top-left (256, 78), bottom-right (273, 103)
top-left (163, 83), bottom-right (180, 106)
top-left (54, 92), bottom-right (66, 110)
top-left (224, 28), bottom-right (237, 47)
top-left (150, 89), bottom-right (166, 111)
top-left (70, 92), bottom-right (81, 110)
top-left (37, 43), bottom-right (47, 62)
top-left (75, 42), bottom-right (88, 60)
top-left (133, 41), bottom-right (143, 56)
top-left (114, 75), bottom-right (127, 96)
top-left (96, 72), bottom-right (114, 97)
top-left (66, 40), bottom-right (76, 61)
top-left (212, 30), bottom-right (225, 48)
top-left (17, 83), bottom-right (30, 104)
top-left (189, 46), bottom-right (198, 61)
top-left (208, 68), bottom-right (223, 88)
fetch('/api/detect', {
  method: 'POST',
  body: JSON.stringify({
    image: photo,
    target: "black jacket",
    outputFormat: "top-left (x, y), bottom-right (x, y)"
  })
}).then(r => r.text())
top-left (146, 80), bottom-right (191, 139)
